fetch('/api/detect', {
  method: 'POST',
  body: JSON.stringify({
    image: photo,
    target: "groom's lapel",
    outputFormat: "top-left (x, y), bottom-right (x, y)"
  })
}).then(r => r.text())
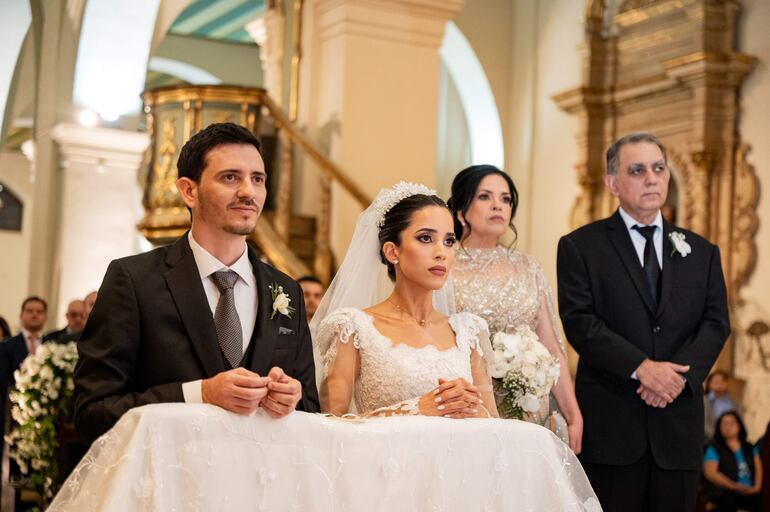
top-left (248, 250), bottom-right (278, 376)
top-left (164, 236), bottom-right (226, 377)
top-left (606, 211), bottom-right (657, 315)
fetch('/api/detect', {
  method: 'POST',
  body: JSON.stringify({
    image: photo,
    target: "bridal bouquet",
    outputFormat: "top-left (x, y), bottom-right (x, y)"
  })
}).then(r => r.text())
top-left (5, 341), bottom-right (78, 505)
top-left (489, 326), bottom-right (560, 420)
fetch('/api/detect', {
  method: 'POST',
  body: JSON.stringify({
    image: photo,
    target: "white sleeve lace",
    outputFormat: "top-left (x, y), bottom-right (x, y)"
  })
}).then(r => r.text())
top-left (531, 259), bottom-right (567, 354)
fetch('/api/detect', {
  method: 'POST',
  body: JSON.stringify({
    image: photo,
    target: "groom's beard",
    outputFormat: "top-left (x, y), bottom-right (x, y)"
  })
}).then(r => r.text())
top-left (198, 195), bottom-right (261, 236)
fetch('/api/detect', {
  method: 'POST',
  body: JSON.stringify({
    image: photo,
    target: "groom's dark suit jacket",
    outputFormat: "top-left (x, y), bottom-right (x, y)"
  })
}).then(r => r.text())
top-left (74, 235), bottom-right (320, 444)
top-left (557, 211), bottom-right (729, 471)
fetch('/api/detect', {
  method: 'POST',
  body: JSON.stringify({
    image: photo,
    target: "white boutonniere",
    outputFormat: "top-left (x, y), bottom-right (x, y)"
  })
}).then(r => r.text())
top-left (269, 283), bottom-right (295, 319)
top-left (668, 231), bottom-right (692, 258)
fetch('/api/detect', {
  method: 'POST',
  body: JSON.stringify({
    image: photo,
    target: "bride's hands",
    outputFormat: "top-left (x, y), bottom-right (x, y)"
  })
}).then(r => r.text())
top-left (418, 378), bottom-right (483, 419)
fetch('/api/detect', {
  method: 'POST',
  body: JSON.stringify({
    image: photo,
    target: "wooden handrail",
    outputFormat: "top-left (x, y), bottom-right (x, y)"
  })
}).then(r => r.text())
top-left (251, 220), bottom-right (311, 277)
top-left (258, 91), bottom-right (370, 208)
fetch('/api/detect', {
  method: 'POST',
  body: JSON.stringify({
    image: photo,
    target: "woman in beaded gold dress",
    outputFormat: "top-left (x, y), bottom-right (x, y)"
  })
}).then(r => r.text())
top-left (448, 164), bottom-right (583, 454)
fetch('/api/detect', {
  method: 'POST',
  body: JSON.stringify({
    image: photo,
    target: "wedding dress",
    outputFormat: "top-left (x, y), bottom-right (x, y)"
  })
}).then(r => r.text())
top-left (453, 247), bottom-right (570, 439)
top-left (49, 309), bottom-right (600, 512)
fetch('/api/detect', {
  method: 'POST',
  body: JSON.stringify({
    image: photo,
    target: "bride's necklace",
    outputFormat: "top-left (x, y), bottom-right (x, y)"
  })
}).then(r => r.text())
top-left (386, 298), bottom-right (429, 327)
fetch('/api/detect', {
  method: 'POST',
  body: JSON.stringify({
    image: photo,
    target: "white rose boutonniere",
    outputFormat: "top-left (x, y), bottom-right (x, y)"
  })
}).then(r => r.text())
top-left (668, 231), bottom-right (692, 258)
top-left (269, 283), bottom-right (296, 319)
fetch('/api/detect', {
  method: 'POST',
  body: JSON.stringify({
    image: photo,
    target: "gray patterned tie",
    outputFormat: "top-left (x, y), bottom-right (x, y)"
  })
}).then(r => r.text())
top-left (211, 270), bottom-right (243, 368)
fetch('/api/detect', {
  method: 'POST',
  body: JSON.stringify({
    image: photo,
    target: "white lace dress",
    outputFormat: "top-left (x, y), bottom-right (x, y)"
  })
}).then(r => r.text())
top-left (316, 308), bottom-right (487, 414)
top-left (48, 308), bottom-right (600, 511)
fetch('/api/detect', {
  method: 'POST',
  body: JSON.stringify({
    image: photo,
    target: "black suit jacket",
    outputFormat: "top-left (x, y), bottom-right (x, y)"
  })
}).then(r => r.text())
top-left (74, 235), bottom-right (320, 444)
top-left (0, 335), bottom-right (29, 429)
top-left (557, 211), bottom-right (730, 471)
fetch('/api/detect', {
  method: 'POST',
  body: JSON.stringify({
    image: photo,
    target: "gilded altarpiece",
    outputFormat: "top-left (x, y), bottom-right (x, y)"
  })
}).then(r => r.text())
top-left (554, 0), bottom-right (760, 372)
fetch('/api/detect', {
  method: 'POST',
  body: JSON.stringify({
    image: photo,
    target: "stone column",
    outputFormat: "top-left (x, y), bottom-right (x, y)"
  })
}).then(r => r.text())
top-left (300, 0), bottom-right (464, 258)
top-left (247, 8), bottom-right (285, 105)
top-left (51, 123), bottom-right (150, 321)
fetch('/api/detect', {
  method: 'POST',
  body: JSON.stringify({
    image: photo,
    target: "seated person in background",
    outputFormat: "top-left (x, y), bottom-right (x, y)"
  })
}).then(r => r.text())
top-left (707, 370), bottom-right (738, 419)
top-left (705, 370), bottom-right (737, 442)
top-left (703, 411), bottom-right (762, 512)
top-left (760, 420), bottom-right (770, 512)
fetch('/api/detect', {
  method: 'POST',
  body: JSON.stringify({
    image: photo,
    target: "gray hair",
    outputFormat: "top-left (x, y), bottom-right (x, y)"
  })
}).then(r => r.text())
top-left (606, 132), bottom-right (668, 175)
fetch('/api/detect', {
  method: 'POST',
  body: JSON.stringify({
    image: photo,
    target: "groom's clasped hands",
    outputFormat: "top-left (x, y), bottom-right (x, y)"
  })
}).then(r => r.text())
top-left (201, 366), bottom-right (302, 418)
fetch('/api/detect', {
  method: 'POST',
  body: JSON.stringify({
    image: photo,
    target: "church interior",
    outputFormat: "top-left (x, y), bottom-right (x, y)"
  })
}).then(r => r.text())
top-left (1, 0), bottom-right (770, 504)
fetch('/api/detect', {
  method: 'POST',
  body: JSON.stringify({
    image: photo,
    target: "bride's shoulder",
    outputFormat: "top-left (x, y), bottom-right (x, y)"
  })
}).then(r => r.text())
top-left (316, 308), bottom-right (372, 343)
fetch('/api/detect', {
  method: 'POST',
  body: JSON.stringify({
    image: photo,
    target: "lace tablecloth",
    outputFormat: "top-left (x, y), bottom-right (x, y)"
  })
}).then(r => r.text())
top-left (50, 404), bottom-right (600, 511)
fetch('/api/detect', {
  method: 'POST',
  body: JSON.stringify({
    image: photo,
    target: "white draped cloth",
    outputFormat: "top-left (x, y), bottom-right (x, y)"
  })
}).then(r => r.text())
top-left (49, 404), bottom-right (600, 511)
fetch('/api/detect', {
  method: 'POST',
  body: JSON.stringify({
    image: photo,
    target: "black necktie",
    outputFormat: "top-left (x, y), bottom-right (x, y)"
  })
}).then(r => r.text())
top-left (632, 225), bottom-right (661, 304)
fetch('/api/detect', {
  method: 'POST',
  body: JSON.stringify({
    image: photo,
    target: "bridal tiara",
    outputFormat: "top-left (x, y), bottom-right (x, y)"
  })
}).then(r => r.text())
top-left (372, 181), bottom-right (438, 228)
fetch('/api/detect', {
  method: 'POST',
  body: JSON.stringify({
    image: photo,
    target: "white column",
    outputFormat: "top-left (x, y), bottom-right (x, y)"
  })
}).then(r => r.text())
top-left (301, 0), bottom-right (463, 258)
top-left (51, 123), bottom-right (150, 321)
top-left (247, 8), bottom-right (285, 104)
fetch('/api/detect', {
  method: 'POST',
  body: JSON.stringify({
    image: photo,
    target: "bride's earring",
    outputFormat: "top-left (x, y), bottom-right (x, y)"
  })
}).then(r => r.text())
top-left (392, 259), bottom-right (399, 265)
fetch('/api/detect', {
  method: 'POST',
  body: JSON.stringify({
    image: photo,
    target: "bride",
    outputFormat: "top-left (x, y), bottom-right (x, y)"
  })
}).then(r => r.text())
top-left (312, 183), bottom-right (495, 418)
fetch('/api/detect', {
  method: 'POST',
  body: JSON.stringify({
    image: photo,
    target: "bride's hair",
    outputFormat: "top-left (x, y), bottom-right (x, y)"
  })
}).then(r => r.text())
top-left (378, 194), bottom-right (449, 281)
top-left (447, 164), bottom-right (519, 247)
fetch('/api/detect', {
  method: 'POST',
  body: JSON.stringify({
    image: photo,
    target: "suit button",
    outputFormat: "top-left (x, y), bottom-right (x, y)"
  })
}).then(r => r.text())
top-left (652, 326), bottom-right (661, 333)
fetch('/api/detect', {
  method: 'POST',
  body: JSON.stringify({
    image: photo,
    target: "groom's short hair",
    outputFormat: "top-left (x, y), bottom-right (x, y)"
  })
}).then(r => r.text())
top-left (177, 123), bottom-right (262, 183)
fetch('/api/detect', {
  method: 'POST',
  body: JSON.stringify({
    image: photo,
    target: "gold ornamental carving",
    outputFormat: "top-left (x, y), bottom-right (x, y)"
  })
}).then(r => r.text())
top-left (731, 144), bottom-right (760, 305)
top-left (555, 0), bottom-right (759, 372)
top-left (138, 85), bottom-right (264, 245)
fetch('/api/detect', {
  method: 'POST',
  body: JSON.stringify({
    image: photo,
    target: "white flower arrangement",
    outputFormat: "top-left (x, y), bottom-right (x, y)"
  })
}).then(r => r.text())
top-left (490, 326), bottom-right (561, 420)
top-left (5, 341), bottom-right (78, 505)
top-left (269, 283), bottom-right (295, 319)
top-left (668, 231), bottom-right (692, 257)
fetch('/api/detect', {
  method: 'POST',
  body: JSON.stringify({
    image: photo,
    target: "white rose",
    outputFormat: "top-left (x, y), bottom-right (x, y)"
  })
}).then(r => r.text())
top-left (522, 394), bottom-right (541, 413)
top-left (39, 365), bottom-right (54, 381)
top-left (521, 364), bottom-right (536, 378)
top-left (670, 232), bottom-right (692, 257)
top-left (491, 362), bottom-right (509, 379)
top-left (523, 350), bottom-right (539, 365)
top-left (273, 294), bottom-right (291, 315)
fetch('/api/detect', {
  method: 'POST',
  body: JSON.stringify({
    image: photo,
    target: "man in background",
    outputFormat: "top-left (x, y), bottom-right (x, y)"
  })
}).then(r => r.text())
top-left (1, 297), bottom-right (49, 455)
top-left (45, 299), bottom-right (86, 342)
top-left (298, 276), bottom-right (324, 325)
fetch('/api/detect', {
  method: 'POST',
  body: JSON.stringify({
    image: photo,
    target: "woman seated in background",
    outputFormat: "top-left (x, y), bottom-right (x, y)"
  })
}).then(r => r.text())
top-left (703, 411), bottom-right (762, 511)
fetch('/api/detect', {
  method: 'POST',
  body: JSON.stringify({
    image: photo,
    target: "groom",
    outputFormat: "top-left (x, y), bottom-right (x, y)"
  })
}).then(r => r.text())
top-left (557, 133), bottom-right (730, 512)
top-left (74, 123), bottom-right (319, 444)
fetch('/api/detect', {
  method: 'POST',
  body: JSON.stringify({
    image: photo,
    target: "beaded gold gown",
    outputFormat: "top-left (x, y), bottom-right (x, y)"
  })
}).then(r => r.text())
top-left (452, 246), bottom-right (569, 442)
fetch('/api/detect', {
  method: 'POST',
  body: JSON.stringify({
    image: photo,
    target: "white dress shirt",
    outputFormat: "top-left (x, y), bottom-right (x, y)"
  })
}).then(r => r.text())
top-left (182, 232), bottom-right (259, 403)
top-left (618, 207), bottom-right (663, 269)
top-left (618, 208), bottom-right (663, 380)
top-left (21, 328), bottom-right (42, 355)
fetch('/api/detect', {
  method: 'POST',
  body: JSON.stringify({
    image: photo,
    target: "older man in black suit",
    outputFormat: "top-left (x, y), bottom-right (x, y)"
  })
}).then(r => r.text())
top-left (74, 123), bottom-right (319, 445)
top-left (557, 133), bottom-right (730, 512)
